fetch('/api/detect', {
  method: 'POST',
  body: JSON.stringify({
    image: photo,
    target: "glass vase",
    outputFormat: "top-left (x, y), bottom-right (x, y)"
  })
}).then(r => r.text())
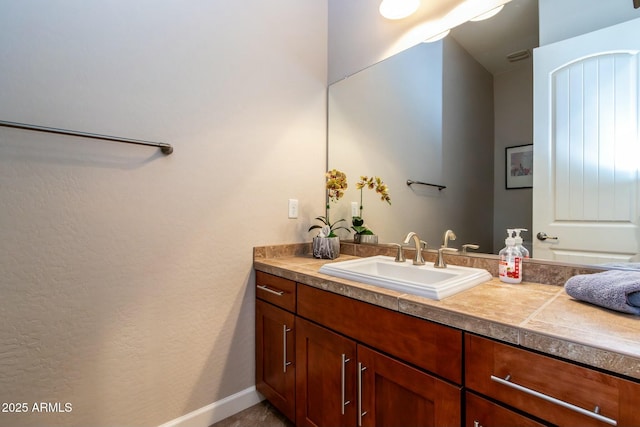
top-left (312, 236), bottom-right (340, 259)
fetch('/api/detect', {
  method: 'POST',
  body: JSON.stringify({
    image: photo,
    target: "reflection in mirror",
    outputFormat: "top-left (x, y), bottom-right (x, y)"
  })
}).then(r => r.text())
top-left (328, 0), bottom-right (536, 254)
top-left (328, 0), bottom-right (637, 267)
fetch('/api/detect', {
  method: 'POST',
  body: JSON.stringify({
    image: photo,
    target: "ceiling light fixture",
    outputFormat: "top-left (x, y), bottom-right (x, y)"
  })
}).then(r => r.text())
top-left (469, 4), bottom-right (504, 21)
top-left (379, 0), bottom-right (420, 20)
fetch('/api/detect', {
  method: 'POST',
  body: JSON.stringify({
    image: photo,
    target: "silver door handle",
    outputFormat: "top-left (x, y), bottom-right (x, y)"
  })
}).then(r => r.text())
top-left (341, 354), bottom-right (351, 415)
top-left (536, 232), bottom-right (558, 241)
top-left (282, 325), bottom-right (292, 373)
top-left (358, 362), bottom-right (368, 426)
top-left (491, 375), bottom-right (617, 426)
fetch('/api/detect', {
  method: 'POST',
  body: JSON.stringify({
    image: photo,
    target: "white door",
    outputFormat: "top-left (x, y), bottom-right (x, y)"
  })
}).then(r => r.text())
top-left (533, 17), bottom-right (640, 265)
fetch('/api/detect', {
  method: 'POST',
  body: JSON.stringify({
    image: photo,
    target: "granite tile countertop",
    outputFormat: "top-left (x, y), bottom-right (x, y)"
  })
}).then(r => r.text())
top-left (253, 244), bottom-right (640, 381)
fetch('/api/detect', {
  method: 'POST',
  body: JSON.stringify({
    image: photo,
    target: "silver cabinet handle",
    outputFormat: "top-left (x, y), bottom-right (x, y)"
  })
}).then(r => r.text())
top-left (473, 421), bottom-right (482, 427)
top-left (257, 284), bottom-right (284, 296)
top-left (491, 375), bottom-right (617, 426)
top-left (341, 354), bottom-right (351, 415)
top-left (536, 232), bottom-right (558, 241)
top-left (357, 362), bottom-right (368, 426)
top-left (282, 325), bottom-right (292, 373)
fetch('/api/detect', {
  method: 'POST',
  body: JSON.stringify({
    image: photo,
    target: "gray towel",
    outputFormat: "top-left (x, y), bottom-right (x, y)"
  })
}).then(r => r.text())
top-left (565, 270), bottom-right (640, 315)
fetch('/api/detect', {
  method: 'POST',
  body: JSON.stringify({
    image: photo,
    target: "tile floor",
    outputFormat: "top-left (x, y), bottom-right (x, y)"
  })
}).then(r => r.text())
top-left (211, 401), bottom-right (293, 427)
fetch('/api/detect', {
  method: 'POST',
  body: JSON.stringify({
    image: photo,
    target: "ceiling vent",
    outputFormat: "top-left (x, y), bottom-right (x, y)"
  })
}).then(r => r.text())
top-left (506, 49), bottom-right (531, 63)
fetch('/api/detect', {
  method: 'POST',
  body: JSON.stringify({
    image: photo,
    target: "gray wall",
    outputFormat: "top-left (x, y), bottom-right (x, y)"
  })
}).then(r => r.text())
top-left (328, 42), bottom-right (444, 244)
top-left (0, 1), bottom-right (327, 426)
top-left (539, 0), bottom-right (639, 46)
top-left (493, 64), bottom-right (534, 252)
top-left (442, 38), bottom-right (495, 251)
top-left (328, 38), bottom-right (494, 248)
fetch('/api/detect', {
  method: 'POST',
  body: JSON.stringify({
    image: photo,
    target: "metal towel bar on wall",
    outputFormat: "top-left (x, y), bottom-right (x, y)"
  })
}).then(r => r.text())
top-left (0, 120), bottom-right (174, 155)
top-left (406, 179), bottom-right (446, 191)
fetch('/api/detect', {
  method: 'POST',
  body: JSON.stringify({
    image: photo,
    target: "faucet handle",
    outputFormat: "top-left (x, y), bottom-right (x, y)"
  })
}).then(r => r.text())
top-left (462, 244), bottom-right (480, 254)
top-left (390, 243), bottom-right (406, 262)
top-left (434, 247), bottom-right (458, 268)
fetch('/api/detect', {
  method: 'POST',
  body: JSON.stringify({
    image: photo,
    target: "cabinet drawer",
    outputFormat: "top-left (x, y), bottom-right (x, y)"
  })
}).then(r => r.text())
top-left (297, 284), bottom-right (463, 384)
top-left (465, 334), bottom-right (640, 427)
top-left (256, 271), bottom-right (296, 312)
top-left (465, 391), bottom-right (547, 427)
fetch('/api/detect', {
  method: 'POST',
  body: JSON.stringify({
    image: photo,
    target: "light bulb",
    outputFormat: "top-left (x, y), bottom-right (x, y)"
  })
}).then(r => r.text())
top-left (379, 0), bottom-right (420, 20)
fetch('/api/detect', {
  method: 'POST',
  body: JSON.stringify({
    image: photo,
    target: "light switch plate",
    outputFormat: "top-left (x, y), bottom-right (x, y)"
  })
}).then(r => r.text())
top-left (351, 201), bottom-right (359, 217)
top-left (288, 199), bottom-right (298, 219)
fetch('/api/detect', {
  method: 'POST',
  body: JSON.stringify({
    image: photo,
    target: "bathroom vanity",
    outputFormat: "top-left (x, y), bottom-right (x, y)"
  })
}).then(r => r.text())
top-left (254, 243), bottom-right (640, 427)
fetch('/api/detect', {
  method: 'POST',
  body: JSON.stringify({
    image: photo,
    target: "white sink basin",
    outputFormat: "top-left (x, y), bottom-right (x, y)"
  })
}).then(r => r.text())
top-left (319, 255), bottom-right (492, 300)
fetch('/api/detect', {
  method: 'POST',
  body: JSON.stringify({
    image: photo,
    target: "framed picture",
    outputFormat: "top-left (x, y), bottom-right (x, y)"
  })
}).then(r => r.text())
top-left (505, 144), bottom-right (533, 189)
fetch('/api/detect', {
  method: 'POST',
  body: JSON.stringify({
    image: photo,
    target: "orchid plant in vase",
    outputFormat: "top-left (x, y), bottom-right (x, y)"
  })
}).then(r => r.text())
top-left (351, 176), bottom-right (391, 243)
top-left (309, 169), bottom-right (350, 258)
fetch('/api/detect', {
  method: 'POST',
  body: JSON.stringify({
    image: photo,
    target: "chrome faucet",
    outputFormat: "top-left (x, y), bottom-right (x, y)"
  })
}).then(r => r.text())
top-left (403, 232), bottom-right (426, 265)
top-left (435, 229), bottom-right (458, 268)
top-left (442, 229), bottom-right (457, 248)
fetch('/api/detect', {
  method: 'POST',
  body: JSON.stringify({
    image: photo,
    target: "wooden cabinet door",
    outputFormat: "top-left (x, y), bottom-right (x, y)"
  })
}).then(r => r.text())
top-left (465, 391), bottom-right (547, 427)
top-left (296, 317), bottom-right (357, 427)
top-left (255, 300), bottom-right (295, 422)
top-left (358, 345), bottom-right (461, 427)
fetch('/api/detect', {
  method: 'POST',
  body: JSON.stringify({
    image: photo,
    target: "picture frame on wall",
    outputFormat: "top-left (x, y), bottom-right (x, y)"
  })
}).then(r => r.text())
top-left (505, 144), bottom-right (533, 189)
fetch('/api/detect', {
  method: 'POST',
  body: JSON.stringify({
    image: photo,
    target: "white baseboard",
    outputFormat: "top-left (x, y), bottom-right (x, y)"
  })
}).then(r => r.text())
top-left (158, 386), bottom-right (264, 427)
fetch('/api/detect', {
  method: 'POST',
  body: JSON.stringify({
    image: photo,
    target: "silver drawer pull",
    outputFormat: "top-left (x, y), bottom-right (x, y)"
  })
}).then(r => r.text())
top-left (257, 284), bottom-right (284, 296)
top-left (491, 375), bottom-right (617, 426)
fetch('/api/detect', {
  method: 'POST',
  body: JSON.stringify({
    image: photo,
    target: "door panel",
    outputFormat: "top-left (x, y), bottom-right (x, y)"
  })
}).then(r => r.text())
top-left (358, 345), bottom-right (461, 427)
top-left (295, 317), bottom-right (357, 427)
top-left (255, 300), bottom-right (295, 422)
top-left (533, 17), bottom-right (640, 264)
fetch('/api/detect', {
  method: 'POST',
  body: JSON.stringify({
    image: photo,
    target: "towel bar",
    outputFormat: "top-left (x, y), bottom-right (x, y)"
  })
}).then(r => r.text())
top-left (0, 119), bottom-right (173, 155)
top-left (406, 179), bottom-right (446, 191)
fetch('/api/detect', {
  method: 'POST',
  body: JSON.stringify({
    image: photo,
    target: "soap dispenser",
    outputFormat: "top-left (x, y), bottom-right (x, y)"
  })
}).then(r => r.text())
top-left (499, 229), bottom-right (523, 284)
top-left (513, 228), bottom-right (530, 258)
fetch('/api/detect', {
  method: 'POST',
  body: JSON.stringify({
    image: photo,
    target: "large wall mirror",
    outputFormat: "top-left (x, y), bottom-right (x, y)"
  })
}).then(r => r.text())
top-left (328, 0), bottom-right (640, 268)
